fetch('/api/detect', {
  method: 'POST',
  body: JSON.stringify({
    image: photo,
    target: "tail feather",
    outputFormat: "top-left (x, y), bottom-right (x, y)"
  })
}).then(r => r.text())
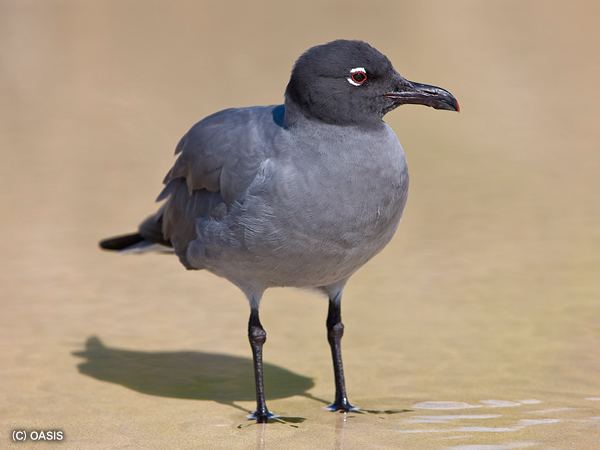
top-left (120, 241), bottom-right (174, 254)
top-left (100, 212), bottom-right (172, 253)
top-left (99, 233), bottom-right (145, 251)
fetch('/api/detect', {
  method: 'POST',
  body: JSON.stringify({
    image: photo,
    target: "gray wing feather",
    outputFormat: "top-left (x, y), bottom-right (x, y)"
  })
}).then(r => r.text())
top-left (151, 106), bottom-right (276, 264)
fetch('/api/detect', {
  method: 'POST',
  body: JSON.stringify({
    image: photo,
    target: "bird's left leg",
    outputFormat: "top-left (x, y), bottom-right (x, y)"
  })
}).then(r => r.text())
top-left (326, 291), bottom-right (357, 412)
top-left (247, 305), bottom-right (275, 423)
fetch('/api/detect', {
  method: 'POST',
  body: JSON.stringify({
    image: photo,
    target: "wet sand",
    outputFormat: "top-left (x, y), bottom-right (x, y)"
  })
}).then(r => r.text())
top-left (1, 1), bottom-right (599, 448)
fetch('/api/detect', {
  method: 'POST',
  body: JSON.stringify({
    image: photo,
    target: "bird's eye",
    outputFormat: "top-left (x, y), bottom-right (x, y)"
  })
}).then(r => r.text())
top-left (347, 67), bottom-right (367, 86)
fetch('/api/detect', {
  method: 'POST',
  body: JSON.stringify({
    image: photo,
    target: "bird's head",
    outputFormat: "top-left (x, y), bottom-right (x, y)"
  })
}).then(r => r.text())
top-left (285, 39), bottom-right (459, 127)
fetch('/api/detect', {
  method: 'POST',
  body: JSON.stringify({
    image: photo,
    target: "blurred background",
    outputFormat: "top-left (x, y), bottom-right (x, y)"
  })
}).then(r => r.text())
top-left (1, 1), bottom-right (599, 448)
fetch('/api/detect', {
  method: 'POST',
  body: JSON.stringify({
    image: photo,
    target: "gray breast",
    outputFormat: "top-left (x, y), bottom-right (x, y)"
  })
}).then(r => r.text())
top-left (192, 122), bottom-right (409, 289)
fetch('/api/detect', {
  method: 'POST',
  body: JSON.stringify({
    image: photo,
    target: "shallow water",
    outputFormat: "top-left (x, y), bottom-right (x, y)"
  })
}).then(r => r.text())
top-left (1, 1), bottom-right (600, 448)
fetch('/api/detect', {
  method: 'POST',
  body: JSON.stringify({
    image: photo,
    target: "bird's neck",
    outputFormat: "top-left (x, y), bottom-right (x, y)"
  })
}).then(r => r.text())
top-left (283, 95), bottom-right (385, 131)
top-left (282, 95), bottom-right (311, 128)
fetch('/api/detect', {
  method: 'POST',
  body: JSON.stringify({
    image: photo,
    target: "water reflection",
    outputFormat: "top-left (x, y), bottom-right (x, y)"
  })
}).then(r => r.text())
top-left (256, 423), bottom-right (266, 450)
top-left (398, 398), bottom-right (566, 440)
top-left (333, 412), bottom-right (349, 450)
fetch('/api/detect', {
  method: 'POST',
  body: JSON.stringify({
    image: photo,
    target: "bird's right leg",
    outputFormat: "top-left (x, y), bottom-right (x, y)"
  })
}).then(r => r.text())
top-left (247, 306), bottom-right (274, 423)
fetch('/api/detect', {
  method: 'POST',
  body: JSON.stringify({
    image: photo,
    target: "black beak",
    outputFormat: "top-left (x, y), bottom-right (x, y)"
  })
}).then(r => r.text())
top-left (384, 79), bottom-right (460, 112)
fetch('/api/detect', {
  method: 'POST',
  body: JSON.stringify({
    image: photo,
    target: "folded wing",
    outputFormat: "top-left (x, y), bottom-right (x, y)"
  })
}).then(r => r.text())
top-left (149, 106), bottom-right (277, 263)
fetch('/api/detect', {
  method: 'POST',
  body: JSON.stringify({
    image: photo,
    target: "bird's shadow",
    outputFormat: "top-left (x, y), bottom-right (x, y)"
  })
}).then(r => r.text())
top-left (73, 336), bottom-right (314, 413)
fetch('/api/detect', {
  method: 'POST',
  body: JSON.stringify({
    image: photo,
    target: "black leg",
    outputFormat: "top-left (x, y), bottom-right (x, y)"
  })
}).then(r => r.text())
top-left (248, 307), bottom-right (273, 422)
top-left (326, 293), bottom-right (356, 412)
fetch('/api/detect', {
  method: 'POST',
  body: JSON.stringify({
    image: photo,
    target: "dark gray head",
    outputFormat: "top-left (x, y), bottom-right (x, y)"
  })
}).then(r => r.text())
top-left (285, 40), bottom-right (459, 127)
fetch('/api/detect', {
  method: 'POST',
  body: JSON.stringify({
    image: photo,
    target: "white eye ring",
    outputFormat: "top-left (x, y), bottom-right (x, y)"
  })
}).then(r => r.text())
top-left (347, 67), bottom-right (367, 86)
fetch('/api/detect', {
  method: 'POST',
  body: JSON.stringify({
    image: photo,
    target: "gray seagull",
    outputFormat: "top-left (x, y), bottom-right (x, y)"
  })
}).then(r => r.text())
top-left (100, 39), bottom-right (459, 423)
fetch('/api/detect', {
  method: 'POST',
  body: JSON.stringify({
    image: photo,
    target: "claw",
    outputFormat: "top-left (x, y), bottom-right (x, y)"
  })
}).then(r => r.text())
top-left (247, 410), bottom-right (279, 423)
top-left (325, 402), bottom-right (360, 413)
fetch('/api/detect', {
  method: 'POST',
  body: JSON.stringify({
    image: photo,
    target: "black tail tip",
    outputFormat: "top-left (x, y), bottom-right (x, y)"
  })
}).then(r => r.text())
top-left (99, 233), bottom-right (144, 251)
